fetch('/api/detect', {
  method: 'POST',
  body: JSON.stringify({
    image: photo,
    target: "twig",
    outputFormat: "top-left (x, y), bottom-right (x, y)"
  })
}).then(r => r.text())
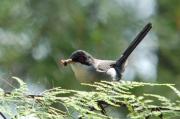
top-left (0, 112), bottom-right (6, 119)
top-left (4, 92), bottom-right (43, 98)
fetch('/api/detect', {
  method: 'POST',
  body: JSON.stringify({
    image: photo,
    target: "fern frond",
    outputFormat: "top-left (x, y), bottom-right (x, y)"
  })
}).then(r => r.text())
top-left (0, 77), bottom-right (179, 119)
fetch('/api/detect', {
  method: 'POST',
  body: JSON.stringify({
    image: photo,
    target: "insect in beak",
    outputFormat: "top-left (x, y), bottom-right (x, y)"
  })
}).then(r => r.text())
top-left (60, 59), bottom-right (73, 66)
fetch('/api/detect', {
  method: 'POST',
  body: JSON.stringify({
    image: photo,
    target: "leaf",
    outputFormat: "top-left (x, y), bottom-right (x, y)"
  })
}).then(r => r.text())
top-left (12, 76), bottom-right (25, 86)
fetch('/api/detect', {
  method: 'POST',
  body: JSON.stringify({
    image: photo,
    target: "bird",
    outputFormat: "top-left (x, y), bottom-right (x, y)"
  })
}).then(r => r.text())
top-left (60, 23), bottom-right (152, 83)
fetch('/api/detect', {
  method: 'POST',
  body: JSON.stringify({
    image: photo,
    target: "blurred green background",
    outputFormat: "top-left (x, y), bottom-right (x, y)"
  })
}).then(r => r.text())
top-left (0, 0), bottom-right (179, 99)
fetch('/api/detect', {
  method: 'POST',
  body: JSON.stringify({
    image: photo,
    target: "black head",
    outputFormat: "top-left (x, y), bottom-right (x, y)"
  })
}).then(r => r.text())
top-left (70, 50), bottom-right (94, 65)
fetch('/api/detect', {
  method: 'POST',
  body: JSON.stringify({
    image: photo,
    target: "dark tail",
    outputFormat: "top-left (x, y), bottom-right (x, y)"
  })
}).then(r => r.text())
top-left (116, 23), bottom-right (152, 67)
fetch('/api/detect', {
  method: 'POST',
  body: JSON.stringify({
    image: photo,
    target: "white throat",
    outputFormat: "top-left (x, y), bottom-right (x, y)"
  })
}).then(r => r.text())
top-left (71, 63), bottom-right (94, 83)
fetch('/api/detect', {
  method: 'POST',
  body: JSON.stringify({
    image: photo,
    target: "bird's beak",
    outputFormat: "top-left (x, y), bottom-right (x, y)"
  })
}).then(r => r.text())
top-left (60, 59), bottom-right (73, 66)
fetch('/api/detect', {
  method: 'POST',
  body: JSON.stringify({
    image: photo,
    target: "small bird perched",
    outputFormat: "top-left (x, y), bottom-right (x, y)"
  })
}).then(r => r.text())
top-left (60, 23), bottom-right (152, 83)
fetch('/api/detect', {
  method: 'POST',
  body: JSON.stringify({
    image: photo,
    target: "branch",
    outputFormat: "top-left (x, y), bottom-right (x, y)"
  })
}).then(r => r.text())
top-left (0, 112), bottom-right (6, 119)
top-left (0, 77), bottom-right (180, 119)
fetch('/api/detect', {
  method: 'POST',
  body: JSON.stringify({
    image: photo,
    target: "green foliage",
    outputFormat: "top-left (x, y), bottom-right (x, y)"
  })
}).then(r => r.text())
top-left (0, 77), bottom-right (180, 119)
top-left (0, 1), bottom-right (179, 118)
top-left (0, 3), bottom-right (179, 114)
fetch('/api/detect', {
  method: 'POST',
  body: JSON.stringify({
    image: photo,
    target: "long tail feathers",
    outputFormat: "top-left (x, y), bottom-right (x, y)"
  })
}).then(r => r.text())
top-left (116, 23), bottom-right (152, 67)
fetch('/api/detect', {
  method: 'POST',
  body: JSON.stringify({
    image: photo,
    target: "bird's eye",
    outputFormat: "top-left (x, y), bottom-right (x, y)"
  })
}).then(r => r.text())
top-left (79, 55), bottom-right (85, 62)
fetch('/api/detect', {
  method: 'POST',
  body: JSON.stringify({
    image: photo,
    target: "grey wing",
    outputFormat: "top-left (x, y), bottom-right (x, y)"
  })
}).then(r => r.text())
top-left (96, 61), bottom-right (116, 72)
